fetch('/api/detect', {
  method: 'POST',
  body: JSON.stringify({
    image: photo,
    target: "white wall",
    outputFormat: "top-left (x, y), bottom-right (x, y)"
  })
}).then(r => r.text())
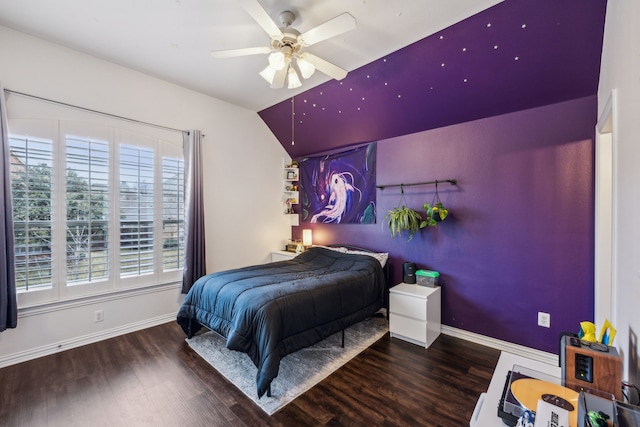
top-left (597, 0), bottom-right (640, 384)
top-left (0, 25), bottom-right (292, 366)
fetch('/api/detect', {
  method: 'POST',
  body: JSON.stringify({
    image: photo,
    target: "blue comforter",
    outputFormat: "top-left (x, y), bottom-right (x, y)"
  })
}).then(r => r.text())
top-left (176, 246), bottom-right (386, 397)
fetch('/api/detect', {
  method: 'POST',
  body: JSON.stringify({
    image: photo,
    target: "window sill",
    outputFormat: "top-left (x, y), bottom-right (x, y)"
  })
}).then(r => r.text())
top-left (17, 280), bottom-right (182, 318)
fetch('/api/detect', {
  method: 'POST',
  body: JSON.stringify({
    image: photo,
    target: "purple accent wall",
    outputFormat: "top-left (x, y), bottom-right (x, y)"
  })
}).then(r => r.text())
top-left (257, 0), bottom-right (605, 353)
top-left (293, 96), bottom-right (596, 354)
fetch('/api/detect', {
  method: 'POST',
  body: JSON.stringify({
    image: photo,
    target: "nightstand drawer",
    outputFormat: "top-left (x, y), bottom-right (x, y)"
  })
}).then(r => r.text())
top-left (389, 293), bottom-right (427, 320)
top-left (389, 313), bottom-right (427, 343)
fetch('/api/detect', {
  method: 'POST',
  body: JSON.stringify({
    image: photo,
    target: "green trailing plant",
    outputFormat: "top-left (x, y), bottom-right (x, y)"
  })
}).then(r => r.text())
top-left (385, 205), bottom-right (425, 241)
top-left (422, 201), bottom-right (449, 227)
top-left (385, 184), bottom-right (427, 241)
top-left (422, 181), bottom-right (449, 227)
top-left (384, 182), bottom-right (451, 240)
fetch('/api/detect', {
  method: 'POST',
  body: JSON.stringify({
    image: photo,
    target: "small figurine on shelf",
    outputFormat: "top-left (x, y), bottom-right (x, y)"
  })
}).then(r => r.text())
top-left (285, 198), bottom-right (296, 214)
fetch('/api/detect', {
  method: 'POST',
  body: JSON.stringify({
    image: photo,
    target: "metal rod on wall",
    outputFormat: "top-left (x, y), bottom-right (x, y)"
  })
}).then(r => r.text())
top-left (376, 179), bottom-right (457, 190)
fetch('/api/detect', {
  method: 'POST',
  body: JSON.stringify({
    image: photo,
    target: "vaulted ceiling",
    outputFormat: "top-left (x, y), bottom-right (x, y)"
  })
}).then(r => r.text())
top-left (0, 0), bottom-right (503, 112)
top-left (259, 0), bottom-right (608, 157)
top-left (0, 0), bottom-right (607, 159)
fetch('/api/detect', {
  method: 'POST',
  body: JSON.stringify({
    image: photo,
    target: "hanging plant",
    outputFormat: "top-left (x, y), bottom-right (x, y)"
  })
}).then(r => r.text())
top-left (422, 201), bottom-right (448, 226)
top-left (422, 181), bottom-right (449, 227)
top-left (385, 184), bottom-right (426, 241)
top-left (385, 205), bottom-right (425, 241)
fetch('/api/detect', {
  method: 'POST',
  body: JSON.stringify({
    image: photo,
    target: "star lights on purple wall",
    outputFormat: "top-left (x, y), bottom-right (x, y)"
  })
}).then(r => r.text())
top-left (258, 0), bottom-right (607, 158)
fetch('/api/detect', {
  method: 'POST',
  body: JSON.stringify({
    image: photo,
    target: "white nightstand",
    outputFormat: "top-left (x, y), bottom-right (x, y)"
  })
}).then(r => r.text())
top-left (271, 250), bottom-right (298, 262)
top-left (389, 283), bottom-right (441, 348)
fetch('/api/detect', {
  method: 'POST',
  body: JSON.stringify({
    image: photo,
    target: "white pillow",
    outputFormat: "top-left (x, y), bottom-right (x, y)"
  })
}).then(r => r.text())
top-left (313, 245), bottom-right (347, 253)
top-left (314, 246), bottom-right (388, 267)
top-left (343, 248), bottom-right (389, 268)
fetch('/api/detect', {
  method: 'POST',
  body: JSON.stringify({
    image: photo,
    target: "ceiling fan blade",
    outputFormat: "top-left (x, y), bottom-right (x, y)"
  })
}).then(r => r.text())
top-left (270, 67), bottom-right (288, 89)
top-left (301, 53), bottom-right (348, 81)
top-left (238, 0), bottom-right (283, 40)
top-left (297, 13), bottom-right (356, 47)
top-left (211, 46), bottom-right (271, 58)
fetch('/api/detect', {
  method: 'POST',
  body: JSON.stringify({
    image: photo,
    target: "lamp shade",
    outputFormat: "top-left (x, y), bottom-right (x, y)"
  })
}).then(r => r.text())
top-left (259, 65), bottom-right (277, 84)
top-left (302, 229), bottom-right (313, 247)
top-left (287, 67), bottom-right (302, 89)
top-left (297, 56), bottom-right (316, 79)
top-left (268, 51), bottom-right (286, 70)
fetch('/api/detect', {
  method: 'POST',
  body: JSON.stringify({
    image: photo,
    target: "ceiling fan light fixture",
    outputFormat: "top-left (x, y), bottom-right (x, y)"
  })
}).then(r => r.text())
top-left (287, 67), bottom-right (302, 89)
top-left (297, 56), bottom-right (316, 79)
top-left (268, 51), bottom-right (286, 70)
top-left (259, 65), bottom-right (277, 84)
top-left (215, 2), bottom-right (356, 90)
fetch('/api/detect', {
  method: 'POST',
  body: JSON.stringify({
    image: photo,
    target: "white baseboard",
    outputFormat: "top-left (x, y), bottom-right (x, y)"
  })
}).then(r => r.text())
top-left (2, 313), bottom-right (557, 370)
top-left (0, 313), bottom-right (175, 369)
top-left (442, 325), bottom-right (559, 366)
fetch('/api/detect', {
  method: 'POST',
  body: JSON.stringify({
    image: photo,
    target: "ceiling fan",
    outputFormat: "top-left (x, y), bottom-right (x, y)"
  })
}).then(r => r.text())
top-left (211, 0), bottom-right (356, 89)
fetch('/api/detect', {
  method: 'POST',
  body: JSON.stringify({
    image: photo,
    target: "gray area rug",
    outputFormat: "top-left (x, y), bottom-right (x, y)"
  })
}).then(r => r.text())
top-left (186, 316), bottom-right (388, 415)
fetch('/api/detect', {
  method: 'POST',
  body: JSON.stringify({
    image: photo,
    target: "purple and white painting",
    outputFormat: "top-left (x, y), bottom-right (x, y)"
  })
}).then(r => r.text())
top-left (299, 143), bottom-right (376, 224)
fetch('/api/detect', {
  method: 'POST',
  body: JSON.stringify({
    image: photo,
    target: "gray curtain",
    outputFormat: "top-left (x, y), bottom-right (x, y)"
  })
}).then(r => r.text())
top-left (0, 83), bottom-right (17, 331)
top-left (182, 130), bottom-right (206, 293)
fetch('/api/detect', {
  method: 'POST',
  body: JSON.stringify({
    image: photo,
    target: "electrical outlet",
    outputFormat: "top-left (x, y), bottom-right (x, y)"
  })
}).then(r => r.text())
top-left (538, 311), bottom-right (550, 328)
top-left (94, 309), bottom-right (104, 323)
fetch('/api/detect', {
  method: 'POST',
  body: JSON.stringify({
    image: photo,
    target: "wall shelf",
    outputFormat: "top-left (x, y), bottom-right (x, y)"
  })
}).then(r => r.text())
top-left (282, 163), bottom-right (299, 226)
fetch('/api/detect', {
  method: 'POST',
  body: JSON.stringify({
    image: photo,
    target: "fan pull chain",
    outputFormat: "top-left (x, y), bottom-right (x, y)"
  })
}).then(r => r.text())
top-left (291, 96), bottom-right (295, 146)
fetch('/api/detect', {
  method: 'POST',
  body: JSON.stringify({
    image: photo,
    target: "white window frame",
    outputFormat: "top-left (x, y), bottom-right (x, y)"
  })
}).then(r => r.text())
top-left (8, 97), bottom-right (184, 308)
top-left (60, 121), bottom-right (114, 300)
top-left (9, 119), bottom-right (59, 306)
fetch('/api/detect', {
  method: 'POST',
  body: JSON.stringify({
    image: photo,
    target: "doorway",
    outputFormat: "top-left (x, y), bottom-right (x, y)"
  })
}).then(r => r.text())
top-left (594, 89), bottom-right (617, 327)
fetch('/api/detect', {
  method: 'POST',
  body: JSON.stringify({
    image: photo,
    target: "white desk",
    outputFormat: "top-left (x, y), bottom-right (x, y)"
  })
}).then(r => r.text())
top-left (471, 352), bottom-right (561, 426)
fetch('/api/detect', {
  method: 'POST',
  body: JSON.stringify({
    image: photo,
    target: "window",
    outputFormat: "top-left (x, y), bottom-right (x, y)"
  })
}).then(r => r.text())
top-left (162, 157), bottom-right (185, 271)
top-left (10, 135), bottom-right (54, 293)
top-left (66, 135), bottom-right (110, 285)
top-left (119, 144), bottom-right (155, 278)
top-left (8, 115), bottom-right (184, 306)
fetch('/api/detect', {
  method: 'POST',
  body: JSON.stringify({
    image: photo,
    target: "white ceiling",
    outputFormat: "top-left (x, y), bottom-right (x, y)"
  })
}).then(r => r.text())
top-left (0, 0), bottom-right (503, 112)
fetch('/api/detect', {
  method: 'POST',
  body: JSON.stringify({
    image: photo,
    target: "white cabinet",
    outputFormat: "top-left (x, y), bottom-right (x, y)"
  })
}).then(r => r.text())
top-left (271, 250), bottom-right (297, 262)
top-left (389, 283), bottom-right (441, 348)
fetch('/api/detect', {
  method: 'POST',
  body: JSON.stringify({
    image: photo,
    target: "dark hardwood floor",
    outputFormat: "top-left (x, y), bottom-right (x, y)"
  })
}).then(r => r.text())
top-left (0, 321), bottom-right (500, 426)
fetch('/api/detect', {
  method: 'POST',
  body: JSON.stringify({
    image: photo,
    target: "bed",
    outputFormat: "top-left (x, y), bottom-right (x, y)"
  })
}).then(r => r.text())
top-left (176, 245), bottom-right (388, 398)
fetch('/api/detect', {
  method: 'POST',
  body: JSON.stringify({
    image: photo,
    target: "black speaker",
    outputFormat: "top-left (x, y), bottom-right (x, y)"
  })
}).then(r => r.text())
top-left (403, 262), bottom-right (416, 284)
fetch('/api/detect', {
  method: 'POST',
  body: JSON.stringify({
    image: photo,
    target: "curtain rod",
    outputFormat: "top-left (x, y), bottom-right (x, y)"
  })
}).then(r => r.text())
top-left (376, 179), bottom-right (457, 190)
top-left (4, 89), bottom-right (188, 135)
